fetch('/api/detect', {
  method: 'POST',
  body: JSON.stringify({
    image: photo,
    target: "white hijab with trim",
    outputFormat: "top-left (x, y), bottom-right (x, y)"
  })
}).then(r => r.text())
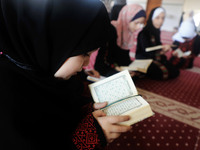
top-left (172, 20), bottom-right (197, 43)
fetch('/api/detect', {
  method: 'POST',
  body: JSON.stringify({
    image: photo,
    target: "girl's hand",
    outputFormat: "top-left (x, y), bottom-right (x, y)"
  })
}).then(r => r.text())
top-left (160, 44), bottom-right (171, 55)
top-left (85, 69), bottom-right (100, 78)
top-left (172, 51), bottom-right (178, 57)
top-left (92, 102), bottom-right (132, 143)
top-left (162, 44), bottom-right (171, 52)
top-left (129, 71), bottom-right (136, 77)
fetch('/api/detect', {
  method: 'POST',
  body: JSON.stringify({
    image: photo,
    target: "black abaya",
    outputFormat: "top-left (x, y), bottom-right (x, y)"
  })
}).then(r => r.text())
top-left (136, 7), bottom-right (179, 80)
top-left (0, 0), bottom-right (110, 149)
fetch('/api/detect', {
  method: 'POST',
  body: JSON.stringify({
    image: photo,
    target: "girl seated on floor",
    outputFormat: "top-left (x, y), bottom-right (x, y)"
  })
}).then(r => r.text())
top-left (169, 20), bottom-right (200, 69)
top-left (93, 4), bottom-right (146, 77)
top-left (136, 7), bottom-right (180, 80)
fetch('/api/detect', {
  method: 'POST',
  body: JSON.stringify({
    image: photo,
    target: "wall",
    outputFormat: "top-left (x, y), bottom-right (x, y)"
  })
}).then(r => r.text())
top-left (183, 0), bottom-right (200, 27)
top-left (146, 0), bottom-right (162, 20)
top-left (126, 0), bottom-right (147, 9)
top-left (161, 0), bottom-right (185, 32)
top-left (127, 0), bottom-right (184, 32)
top-left (107, 0), bottom-right (200, 30)
top-left (183, 0), bottom-right (200, 18)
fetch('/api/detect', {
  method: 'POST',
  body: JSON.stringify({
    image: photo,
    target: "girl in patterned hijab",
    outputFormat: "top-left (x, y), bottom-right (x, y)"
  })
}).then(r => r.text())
top-left (95, 4), bottom-right (146, 77)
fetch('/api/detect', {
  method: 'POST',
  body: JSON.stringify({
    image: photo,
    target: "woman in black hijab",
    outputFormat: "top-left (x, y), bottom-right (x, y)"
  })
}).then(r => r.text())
top-left (136, 7), bottom-right (179, 80)
top-left (0, 0), bottom-right (131, 149)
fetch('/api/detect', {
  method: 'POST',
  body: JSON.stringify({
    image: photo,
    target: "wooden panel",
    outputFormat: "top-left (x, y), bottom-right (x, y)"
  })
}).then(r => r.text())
top-left (146, 0), bottom-right (162, 20)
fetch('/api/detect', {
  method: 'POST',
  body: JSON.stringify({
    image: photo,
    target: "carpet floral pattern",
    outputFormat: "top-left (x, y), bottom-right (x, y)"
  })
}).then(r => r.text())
top-left (106, 70), bottom-right (200, 150)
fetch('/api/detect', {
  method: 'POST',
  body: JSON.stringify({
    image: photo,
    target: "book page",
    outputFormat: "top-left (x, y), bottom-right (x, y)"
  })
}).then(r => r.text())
top-left (89, 70), bottom-right (138, 105)
top-left (174, 48), bottom-right (184, 57)
top-left (119, 66), bottom-right (137, 71)
top-left (89, 70), bottom-right (154, 126)
top-left (102, 96), bottom-right (143, 116)
top-left (93, 75), bottom-right (133, 104)
top-left (145, 45), bottom-right (163, 52)
top-left (102, 95), bottom-right (154, 126)
top-left (183, 51), bottom-right (191, 57)
top-left (87, 75), bottom-right (106, 82)
top-left (129, 59), bottom-right (153, 72)
top-left (174, 49), bottom-right (191, 58)
top-left (120, 59), bottom-right (153, 73)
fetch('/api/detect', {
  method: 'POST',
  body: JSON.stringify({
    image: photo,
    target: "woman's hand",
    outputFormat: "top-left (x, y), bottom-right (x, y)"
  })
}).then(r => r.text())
top-left (85, 69), bottom-right (100, 78)
top-left (172, 51), bottom-right (178, 57)
top-left (160, 44), bottom-right (171, 54)
top-left (92, 103), bottom-right (132, 143)
top-left (162, 44), bottom-right (171, 52)
top-left (129, 71), bottom-right (136, 77)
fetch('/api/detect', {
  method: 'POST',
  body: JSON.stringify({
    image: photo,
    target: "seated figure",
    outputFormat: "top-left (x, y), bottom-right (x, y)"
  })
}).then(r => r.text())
top-left (95, 4), bottom-right (146, 77)
top-left (169, 20), bottom-right (200, 69)
top-left (136, 7), bottom-right (180, 80)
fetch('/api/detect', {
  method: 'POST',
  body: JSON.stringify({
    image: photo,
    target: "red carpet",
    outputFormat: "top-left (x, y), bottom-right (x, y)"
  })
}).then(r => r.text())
top-left (106, 69), bottom-right (200, 150)
top-left (135, 70), bottom-right (200, 109)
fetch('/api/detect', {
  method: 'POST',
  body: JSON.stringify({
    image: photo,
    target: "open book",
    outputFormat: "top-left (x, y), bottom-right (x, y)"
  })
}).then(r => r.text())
top-left (120, 59), bottom-right (153, 73)
top-left (145, 45), bottom-right (163, 52)
top-left (146, 45), bottom-right (176, 52)
top-left (87, 75), bottom-right (106, 82)
top-left (173, 48), bottom-right (191, 58)
top-left (89, 70), bottom-right (154, 126)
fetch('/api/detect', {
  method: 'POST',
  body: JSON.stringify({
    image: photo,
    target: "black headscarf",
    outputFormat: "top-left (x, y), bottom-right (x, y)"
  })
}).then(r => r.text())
top-left (136, 7), bottom-right (165, 59)
top-left (142, 7), bottom-right (163, 45)
top-left (0, 0), bottom-right (110, 149)
top-left (193, 34), bottom-right (200, 56)
top-left (0, 0), bottom-right (110, 74)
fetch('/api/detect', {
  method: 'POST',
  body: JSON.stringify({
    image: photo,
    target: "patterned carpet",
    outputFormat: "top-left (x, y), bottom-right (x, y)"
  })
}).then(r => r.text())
top-left (106, 69), bottom-right (200, 150)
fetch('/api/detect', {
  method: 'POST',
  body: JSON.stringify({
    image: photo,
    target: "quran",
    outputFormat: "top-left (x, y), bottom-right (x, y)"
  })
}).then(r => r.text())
top-left (89, 70), bottom-right (154, 126)
top-left (146, 45), bottom-right (176, 52)
top-left (145, 45), bottom-right (163, 52)
top-left (120, 59), bottom-right (153, 73)
top-left (173, 48), bottom-right (191, 58)
top-left (87, 75), bottom-right (106, 82)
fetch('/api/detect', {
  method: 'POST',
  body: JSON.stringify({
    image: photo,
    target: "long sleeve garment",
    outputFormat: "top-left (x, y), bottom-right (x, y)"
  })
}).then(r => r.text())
top-left (0, 0), bottom-right (110, 149)
top-left (95, 25), bottom-right (131, 76)
top-left (170, 35), bottom-right (200, 69)
top-left (136, 30), bottom-right (179, 80)
top-left (0, 55), bottom-right (107, 150)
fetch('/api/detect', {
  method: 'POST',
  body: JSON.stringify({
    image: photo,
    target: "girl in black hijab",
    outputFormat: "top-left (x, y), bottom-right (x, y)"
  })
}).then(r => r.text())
top-left (0, 0), bottom-right (131, 149)
top-left (136, 7), bottom-right (179, 80)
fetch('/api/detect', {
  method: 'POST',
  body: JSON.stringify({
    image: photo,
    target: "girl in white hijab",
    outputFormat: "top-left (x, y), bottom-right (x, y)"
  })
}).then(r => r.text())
top-left (170, 20), bottom-right (200, 69)
top-left (136, 7), bottom-right (179, 80)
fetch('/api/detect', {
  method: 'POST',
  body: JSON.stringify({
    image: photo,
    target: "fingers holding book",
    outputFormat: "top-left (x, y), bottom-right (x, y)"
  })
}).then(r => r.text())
top-left (104, 122), bottom-right (132, 143)
top-left (85, 69), bottom-right (100, 78)
top-left (106, 115), bottom-right (131, 124)
top-left (92, 110), bottom-right (132, 143)
top-left (93, 102), bottom-right (107, 110)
